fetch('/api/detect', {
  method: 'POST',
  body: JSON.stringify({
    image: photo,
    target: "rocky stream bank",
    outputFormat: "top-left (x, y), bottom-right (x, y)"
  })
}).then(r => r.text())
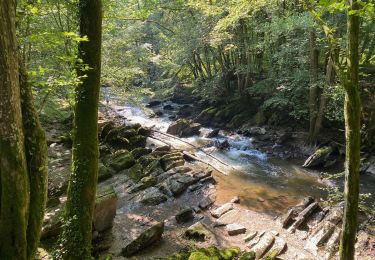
top-left (37, 94), bottom-right (375, 259)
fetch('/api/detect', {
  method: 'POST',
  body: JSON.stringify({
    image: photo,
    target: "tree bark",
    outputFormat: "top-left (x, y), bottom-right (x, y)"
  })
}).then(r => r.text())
top-left (59, 0), bottom-right (102, 258)
top-left (308, 31), bottom-right (320, 143)
top-left (20, 64), bottom-right (48, 260)
top-left (0, 0), bottom-right (29, 258)
top-left (339, 1), bottom-right (361, 259)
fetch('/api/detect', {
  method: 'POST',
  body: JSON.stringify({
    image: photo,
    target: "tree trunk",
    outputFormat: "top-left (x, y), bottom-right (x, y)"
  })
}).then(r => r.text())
top-left (59, 0), bottom-right (102, 258)
top-left (0, 0), bottom-right (29, 258)
top-left (308, 31), bottom-right (320, 143)
top-left (339, 1), bottom-right (361, 259)
top-left (20, 64), bottom-right (48, 260)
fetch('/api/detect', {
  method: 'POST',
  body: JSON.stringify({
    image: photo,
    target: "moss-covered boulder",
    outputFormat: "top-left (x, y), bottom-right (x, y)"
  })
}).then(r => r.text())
top-left (107, 150), bottom-right (136, 172)
top-left (196, 107), bottom-right (217, 126)
top-left (131, 147), bottom-right (152, 159)
top-left (100, 121), bottom-right (116, 140)
top-left (184, 222), bottom-right (212, 241)
top-left (137, 126), bottom-right (152, 136)
top-left (98, 163), bottom-right (115, 182)
top-left (121, 222), bottom-right (164, 257)
top-left (128, 135), bottom-right (147, 150)
top-left (302, 146), bottom-right (334, 168)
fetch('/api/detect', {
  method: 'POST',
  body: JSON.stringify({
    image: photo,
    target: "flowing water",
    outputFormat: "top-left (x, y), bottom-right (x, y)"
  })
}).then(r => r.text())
top-left (110, 98), bottom-right (374, 215)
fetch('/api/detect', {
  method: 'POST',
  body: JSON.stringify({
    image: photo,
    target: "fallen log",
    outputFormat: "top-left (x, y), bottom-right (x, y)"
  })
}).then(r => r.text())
top-left (288, 202), bottom-right (319, 233)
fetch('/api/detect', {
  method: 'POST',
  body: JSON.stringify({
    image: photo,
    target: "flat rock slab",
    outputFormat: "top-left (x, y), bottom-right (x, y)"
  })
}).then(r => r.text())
top-left (211, 203), bottom-right (233, 218)
top-left (244, 231), bottom-right (258, 242)
top-left (227, 223), bottom-right (246, 236)
top-left (265, 237), bottom-right (286, 258)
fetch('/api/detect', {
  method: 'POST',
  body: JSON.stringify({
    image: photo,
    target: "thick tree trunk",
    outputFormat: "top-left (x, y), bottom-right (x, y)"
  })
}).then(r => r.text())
top-left (59, 0), bottom-right (102, 258)
top-left (0, 0), bottom-right (29, 258)
top-left (339, 1), bottom-right (361, 259)
top-left (19, 64), bottom-right (48, 260)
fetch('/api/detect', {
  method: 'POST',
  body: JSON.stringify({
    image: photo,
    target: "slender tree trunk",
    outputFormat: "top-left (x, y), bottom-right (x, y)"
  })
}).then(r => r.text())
top-left (0, 0), bottom-right (29, 258)
top-left (20, 64), bottom-right (48, 260)
top-left (339, 1), bottom-right (361, 259)
top-left (308, 31), bottom-right (320, 143)
top-left (59, 0), bottom-right (102, 258)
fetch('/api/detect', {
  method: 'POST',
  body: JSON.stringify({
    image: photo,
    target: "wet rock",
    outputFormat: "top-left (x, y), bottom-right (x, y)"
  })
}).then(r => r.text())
top-left (163, 104), bottom-right (173, 110)
top-left (107, 150), bottom-right (136, 172)
top-left (194, 170), bottom-right (212, 180)
top-left (176, 208), bottom-right (194, 224)
top-left (138, 187), bottom-right (168, 205)
top-left (199, 176), bottom-right (216, 184)
top-left (185, 221), bottom-right (212, 241)
top-left (243, 127), bottom-right (266, 136)
top-left (122, 163), bottom-right (145, 182)
top-left (119, 128), bottom-right (137, 139)
top-left (211, 203), bottom-right (233, 218)
top-left (128, 176), bottom-right (157, 193)
top-left (121, 221), bottom-right (164, 257)
top-left (303, 146), bottom-right (333, 168)
top-left (199, 194), bottom-right (216, 209)
top-left (93, 187), bottom-right (118, 232)
top-left (216, 140), bottom-right (230, 150)
top-left (154, 110), bottom-right (163, 117)
top-left (146, 100), bottom-right (162, 107)
top-left (167, 119), bottom-right (201, 137)
top-left (227, 223), bottom-right (246, 236)
top-left (206, 128), bottom-right (220, 138)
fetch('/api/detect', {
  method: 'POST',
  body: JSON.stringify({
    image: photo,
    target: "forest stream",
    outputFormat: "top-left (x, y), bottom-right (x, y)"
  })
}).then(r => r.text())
top-left (110, 97), bottom-right (329, 216)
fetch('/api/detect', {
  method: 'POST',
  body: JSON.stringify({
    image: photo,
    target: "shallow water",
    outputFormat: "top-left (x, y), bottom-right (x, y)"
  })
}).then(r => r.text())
top-left (109, 98), bottom-right (336, 215)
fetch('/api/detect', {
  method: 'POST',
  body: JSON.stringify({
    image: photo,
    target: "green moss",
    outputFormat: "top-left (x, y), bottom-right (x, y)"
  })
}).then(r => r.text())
top-left (131, 147), bottom-right (151, 159)
top-left (188, 252), bottom-right (212, 260)
top-left (107, 150), bottom-right (135, 171)
top-left (238, 251), bottom-right (256, 260)
top-left (121, 163), bottom-right (145, 182)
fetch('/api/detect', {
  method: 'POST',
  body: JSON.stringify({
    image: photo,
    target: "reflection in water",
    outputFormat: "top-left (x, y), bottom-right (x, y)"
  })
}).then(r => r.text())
top-left (114, 100), bottom-right (329, 215)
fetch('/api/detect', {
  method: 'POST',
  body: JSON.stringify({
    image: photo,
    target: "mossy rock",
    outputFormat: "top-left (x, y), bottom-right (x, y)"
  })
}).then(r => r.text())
top-left (143, 158), bottom-right (164, 177)
top-left (188, 252), bottom-right (212, 260)
top-left (107, 150), bottom-right (136, 172)
top-left (253, 110), bottom-right (266, 125)
top-left (184, 222), bottom-right (211, 241)
top-left (238, 251), bottom-right (256, 260)
top-left (140, 176), bottom-right (157, 186)
top-left (138, 154), bottom-right (158, 167)
top-left (98, 163), bottom-right (115, 182)
top-left (137, 126), bottom-right (152, 137)
top-left (121, 222), bottom-right (164, 257)
top-left (128, 135), bottom-right (147, 150)
top-left (121, 163), bottom-right (145, 182)
top-left (100, 121), bottom-right (116, 140)
top-left (131, 147), bottom-right (152, 159)
top-left (119, 128), bottom-right (137, 139)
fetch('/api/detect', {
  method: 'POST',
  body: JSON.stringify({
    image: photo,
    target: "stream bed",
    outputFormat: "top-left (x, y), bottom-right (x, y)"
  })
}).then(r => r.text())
top-left (110, 98), bottom-right (331, 215)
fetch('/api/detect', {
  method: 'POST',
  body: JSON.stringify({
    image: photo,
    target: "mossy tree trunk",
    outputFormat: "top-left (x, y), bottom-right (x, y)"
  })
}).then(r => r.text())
top-left (339, 1), bottom-right (361, 259)
top-left (59, 0), bottom-right (102, 258)
top-left (20, 63), bottom-right (49, 260)
top-left (0, 1), bottom-right (30, 258)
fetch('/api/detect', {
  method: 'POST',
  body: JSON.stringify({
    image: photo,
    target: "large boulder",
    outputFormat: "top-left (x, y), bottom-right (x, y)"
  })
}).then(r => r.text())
top-left (121, 221), bottom-right (164, 257)
top-left (167, 119), bottom-right (201, 137)
top-left (195, 108), bottom-right (217, 126)
top-left (93, 187), bottom-right (118, 232)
